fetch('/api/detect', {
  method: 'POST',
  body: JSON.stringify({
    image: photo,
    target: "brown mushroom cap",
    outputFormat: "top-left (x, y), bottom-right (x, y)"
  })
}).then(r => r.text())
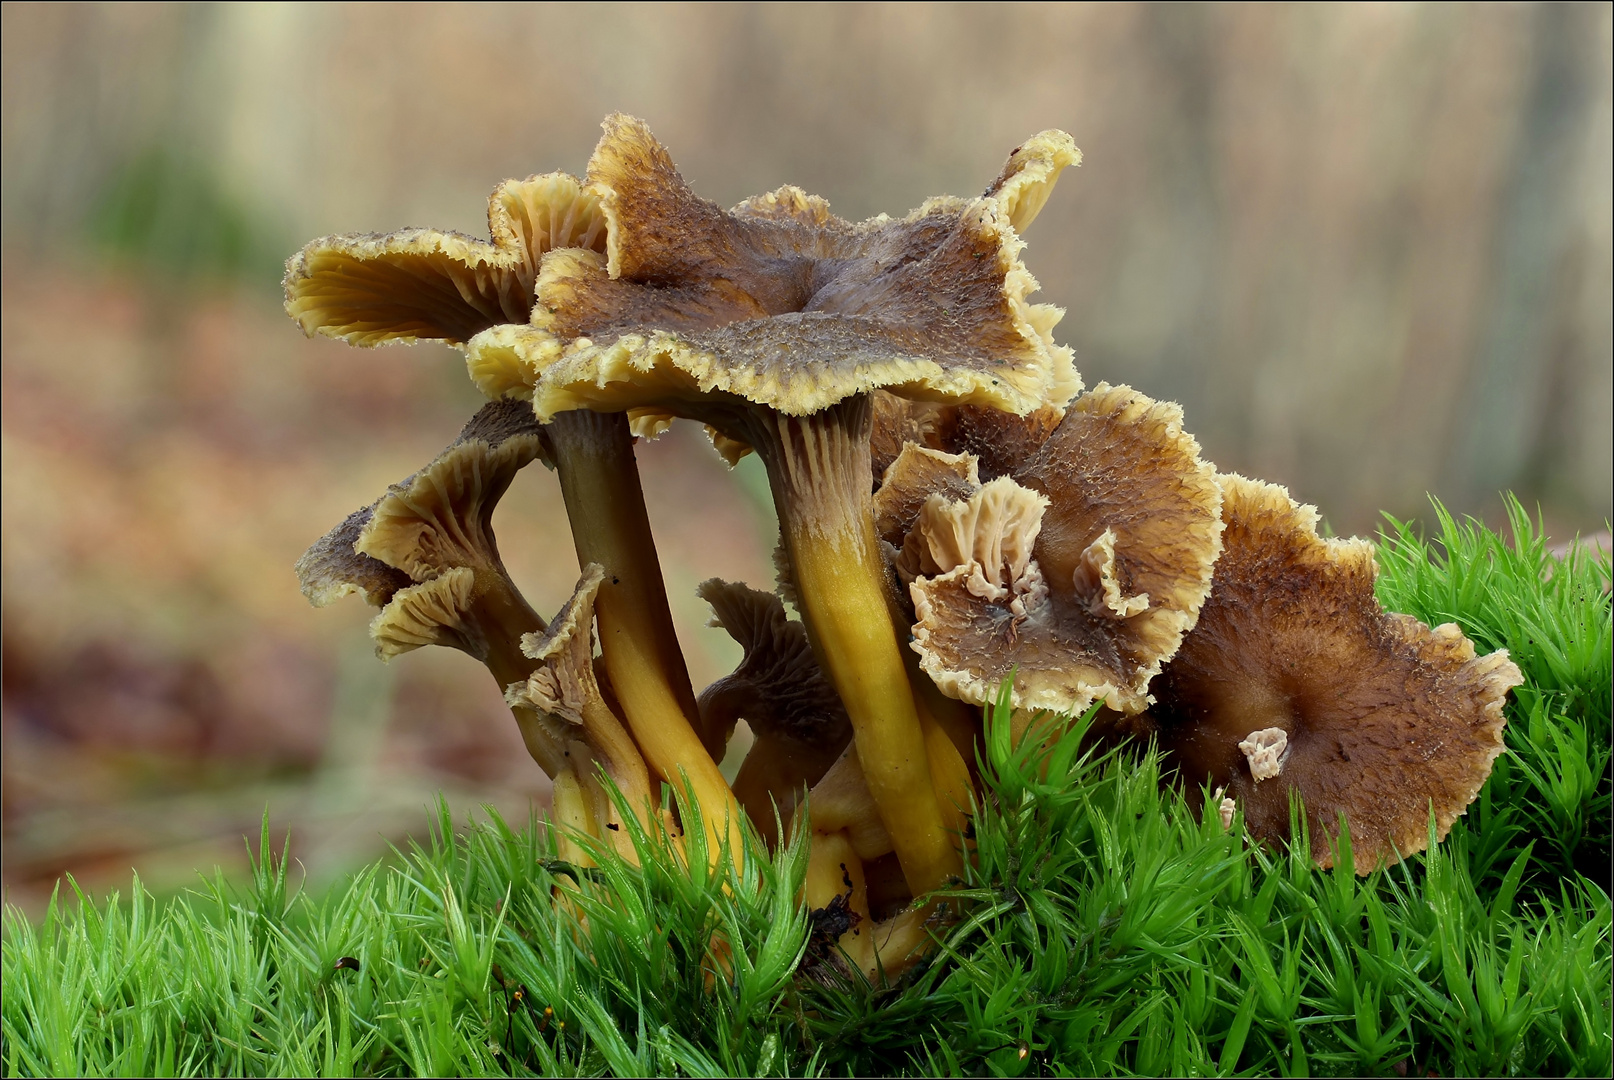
top-left (1147, 474), bottom-right (1521, 873)
top-left (872, 443), bottom-right (980, 549)
top-left (906, 384), bottom-right (1223, 714)
top-left (463, 116), bottom-right (1081, 899)
top-left (294, 505), bottom-right (412, 609)
top-left (284, 174), bottom-right (606, 348)
top-left (465, 115), bottom-right (1081, 421)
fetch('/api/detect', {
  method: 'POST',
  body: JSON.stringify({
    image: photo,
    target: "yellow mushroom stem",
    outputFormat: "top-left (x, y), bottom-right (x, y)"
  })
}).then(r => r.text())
top-left (550, 768), bottom-right (597, 867)
top-left (801, 824), bottom-right (949, 979)
top-left (470, 573), bottom-right (653, 862)
top-left (917, 696), bottom-right (975, 839)
top-left (808, 744), bottom-right (897, 860)
top-left (903, 643), bottom-right (983, 798)
top-left (471, 585), bottom-right (570, 777)
top-left (803, 829), bottom-right (870, 918)
top-left (916, 676), bottom-right (981, 775)
top-left (803, 829), bottom-right (873, 966)
top-left (861, 900), bottom-right (946, 980)
top-left (561, 739), bottom-right (651, 865)
top-left (750, 396), bottom-right (962, 895)
top-left (550, 756), bottom-right (659, 867)
top-left (546, 409), bottom-right (744, 857)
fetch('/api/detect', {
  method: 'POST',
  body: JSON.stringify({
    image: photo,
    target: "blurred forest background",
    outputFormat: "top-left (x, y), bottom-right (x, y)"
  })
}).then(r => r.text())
top-left (3, 3), bottom-right (1610, 913)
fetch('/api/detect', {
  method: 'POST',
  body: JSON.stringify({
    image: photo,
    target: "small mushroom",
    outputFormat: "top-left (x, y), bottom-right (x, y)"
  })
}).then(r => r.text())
top-left (1145, 474), bottom-right (1522, 873)
top-left (295, 400), bottom-right (564, 775)
top-left (1215, 787), bottom-right (1237, 830)
top-left (1238, 728), bottom-right (1289, 783)
top-left (509, 564), bottom-right (655, 862)
top-left (903, 384), bottom-right (1224, 716)
top-left (469, 115), bottom-right (1082, 896)
top-left (695, 579), bottom-right (851, 829)
top-left (284, 171), bottom-right (740, 853)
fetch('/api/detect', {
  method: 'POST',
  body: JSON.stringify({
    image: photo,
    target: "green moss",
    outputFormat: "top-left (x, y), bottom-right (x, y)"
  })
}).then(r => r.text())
top-left (4, 497), bottom-right (1609, 1077)
top-left (1374, 495), bottom-right (1611, 887)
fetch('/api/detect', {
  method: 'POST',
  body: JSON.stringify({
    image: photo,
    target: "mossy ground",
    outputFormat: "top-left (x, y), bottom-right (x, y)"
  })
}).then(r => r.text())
top-left (4, 499), bottom-right (1609, 1078)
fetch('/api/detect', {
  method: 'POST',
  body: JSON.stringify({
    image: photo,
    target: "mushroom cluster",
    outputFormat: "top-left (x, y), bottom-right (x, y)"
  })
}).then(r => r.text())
top-left (286, 115), bottom-right (1521, 975)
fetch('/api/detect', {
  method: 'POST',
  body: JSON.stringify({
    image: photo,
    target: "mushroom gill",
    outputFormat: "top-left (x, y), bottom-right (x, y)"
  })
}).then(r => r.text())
top-left (1144, 475), bottom-right (1522, 873)
top-left (468, 115), bottom-right (1083, 897)
top-left (295, 400), bottom-right (564, 776)
top-left (695, 579), bottom-right (851, 830)
top-left (283, 172), bottom-right (740, 854)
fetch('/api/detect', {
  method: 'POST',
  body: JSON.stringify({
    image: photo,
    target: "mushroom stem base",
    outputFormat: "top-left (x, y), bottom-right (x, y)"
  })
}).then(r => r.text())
top-left (548, 409), bottom-right (743, 858)
top-left (754, 397), bottom-right (962, 895)
top-left (486, 622), bottom-right (653, 849)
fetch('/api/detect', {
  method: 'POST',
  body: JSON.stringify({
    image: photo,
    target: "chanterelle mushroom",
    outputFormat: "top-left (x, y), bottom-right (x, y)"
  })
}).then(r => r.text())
top-left (295, 400), bottom-right (565, 775)
top-left (283, 171), bottom-right (741, 855)
top-left (468, 115), bottom-right (1081, 896)
top-left (901, 384), bottom-right (1224, 717)
top-left (1144, 475), bottom-right (1522, 873)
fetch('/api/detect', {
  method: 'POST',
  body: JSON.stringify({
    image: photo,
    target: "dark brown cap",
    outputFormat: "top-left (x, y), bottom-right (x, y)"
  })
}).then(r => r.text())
top-left (466, 115), bottom-right (1082, 422)
top-left (1149, 474), bottom-right (1522, 873)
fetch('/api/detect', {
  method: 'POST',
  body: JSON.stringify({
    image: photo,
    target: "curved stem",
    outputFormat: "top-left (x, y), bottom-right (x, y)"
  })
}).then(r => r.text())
top-left (861, 901), bottom-right (944, 981)
top-left (808, 743), bottom-right (896, 860)
top-left (547, 409), bottom-right (744, 857)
